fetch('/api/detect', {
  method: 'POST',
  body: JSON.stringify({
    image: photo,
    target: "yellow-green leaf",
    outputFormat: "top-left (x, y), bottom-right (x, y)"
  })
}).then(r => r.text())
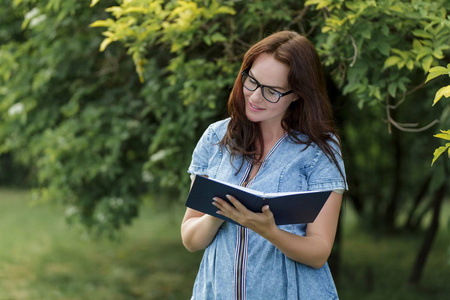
top-left (433, 49), bottom-right (444, 59)
top-left (421, 55), bottom-right (433, 72)
top-left (305, 0), bottom-right (321, 5)
top-left (124, 7), bottom-right (149, 14)
top-left (412, 29), bottom-right (433, 39)
top-left (431, 143), bottom-right (450, 166)
top-left (90, 0), bottom-right (100, 7)
top-left (211, 32), bottom-right (227, 43)
top-left (425, 66), bottom-right (450, 83)
top-left (384, 56), bottom-right (401, 69)
top-left (412, 39), bottom-right (422, 49)
top-left (321, 26), bottom-right (333, 33)
top-left (89, 19), bottom-right (113, 28)
top-left (434, 130), bottom-right (450, 141)
top-left (216, 6), bottom-right (236, 15)
top-left (406, 60), bottom-right (414, 71)
top-left (99, 37), bottom-right (113, 52)
top-left (105, 6), bottom-right (125, 18)
top-left (305, 0), bottom-right (323, 8)
top-left (432, 85), bottom-right (450, 106)
top-left (389, 5), bottom-right (404, 13)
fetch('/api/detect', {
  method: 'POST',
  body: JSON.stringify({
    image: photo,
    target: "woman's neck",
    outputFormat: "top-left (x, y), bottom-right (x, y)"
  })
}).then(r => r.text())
top-left (259, 121), bottom-right (286, 144)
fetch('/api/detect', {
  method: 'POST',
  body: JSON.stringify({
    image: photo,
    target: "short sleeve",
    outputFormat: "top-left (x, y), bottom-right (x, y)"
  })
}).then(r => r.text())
top-left (307, 138), bottom-right (347, 192)
top-left (188, 125), bottom-right (214, 176)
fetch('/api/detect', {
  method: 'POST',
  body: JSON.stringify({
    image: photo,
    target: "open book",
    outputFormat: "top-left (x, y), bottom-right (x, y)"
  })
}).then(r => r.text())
top-left (185, 176), bottom-right (332, 226)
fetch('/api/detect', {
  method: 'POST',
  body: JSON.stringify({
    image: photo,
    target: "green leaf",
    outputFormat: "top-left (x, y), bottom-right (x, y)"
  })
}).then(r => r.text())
top-left (211, 32), bottom-right (227, 43)
top-left (412, 29), bottom-right (433, 39)
top-left (388, 83), bottom-right (397, 98)
top-left (389, 6), bottom-right (404, 13)
top-left (431, 143), bottom-right (450, 166)
top-left (378, 42), bottom-right (390, 56)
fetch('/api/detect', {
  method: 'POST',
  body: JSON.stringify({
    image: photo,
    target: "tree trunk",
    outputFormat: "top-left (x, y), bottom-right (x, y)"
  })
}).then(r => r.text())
top-left (407, 180), bottom-right (447, 285)
top-left (329, 214), bottom-right (342, 285)
top-left (404, 174), bottom-right (432, 230)
top-left (342, 145), bottom-right (364, 215)
top-left (384, 127), bottom-right (402, 231)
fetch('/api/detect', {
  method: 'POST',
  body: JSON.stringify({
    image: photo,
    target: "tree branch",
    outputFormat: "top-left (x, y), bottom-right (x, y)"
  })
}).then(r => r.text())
top-left (387, 114), bottom-right (439, 133)
top-left (385, 95), bottom-right (439, 133)
top-left (388, 82), bottom-right (426, 110)
top-left (285, 7), bottom-right (309, 33)
top-left (347, 34), bottom-right (358, 67)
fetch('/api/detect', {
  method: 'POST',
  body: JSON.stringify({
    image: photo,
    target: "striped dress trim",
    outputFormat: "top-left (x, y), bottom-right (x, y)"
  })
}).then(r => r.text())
top-left (233, 133), bottom-right (288, 300)
top-left (233, 163), bottom-right (252, 300)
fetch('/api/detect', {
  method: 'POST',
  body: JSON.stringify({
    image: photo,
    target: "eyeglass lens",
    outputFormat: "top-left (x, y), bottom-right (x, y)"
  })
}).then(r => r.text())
top-left (242, 73), bottom-right (281, 103)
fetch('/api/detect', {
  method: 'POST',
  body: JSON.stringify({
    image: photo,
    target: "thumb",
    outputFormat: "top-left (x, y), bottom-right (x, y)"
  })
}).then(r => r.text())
top-left (262, 205), bottom-right (271, 214)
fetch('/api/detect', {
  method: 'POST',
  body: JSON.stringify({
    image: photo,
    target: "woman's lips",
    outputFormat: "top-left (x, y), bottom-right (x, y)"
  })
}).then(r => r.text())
top-left (249, 101), bottom-right (265, 111)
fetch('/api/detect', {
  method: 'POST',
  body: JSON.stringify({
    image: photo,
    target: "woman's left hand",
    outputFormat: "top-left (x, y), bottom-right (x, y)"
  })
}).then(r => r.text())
top-left (212, 195), bottom-right (277, 234)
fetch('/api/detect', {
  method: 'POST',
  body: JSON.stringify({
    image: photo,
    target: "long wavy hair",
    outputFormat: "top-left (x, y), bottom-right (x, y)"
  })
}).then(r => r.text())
top-left (220, 31), bottom-right (343, 175)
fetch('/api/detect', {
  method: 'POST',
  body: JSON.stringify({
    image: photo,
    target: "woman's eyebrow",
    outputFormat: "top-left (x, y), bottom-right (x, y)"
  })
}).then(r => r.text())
top-left (248, 70), bottom-right (286, 91)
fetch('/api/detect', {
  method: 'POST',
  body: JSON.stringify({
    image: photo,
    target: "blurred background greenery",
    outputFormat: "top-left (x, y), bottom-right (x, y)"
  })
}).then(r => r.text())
top-left (1, 0), bottom-right (449, 299)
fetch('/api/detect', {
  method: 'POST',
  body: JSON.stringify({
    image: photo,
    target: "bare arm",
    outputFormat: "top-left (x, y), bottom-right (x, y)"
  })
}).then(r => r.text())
top-left (212, 191), bottom-right (342, 269)
top-left (181, 176), bottom-right (225, 252)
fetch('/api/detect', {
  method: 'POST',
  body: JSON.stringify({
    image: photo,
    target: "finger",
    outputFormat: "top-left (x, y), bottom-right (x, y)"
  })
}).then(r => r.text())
top-left (262, 205), bottom-right (274, 218)
top-left (213, 197), bottom-right (234, 211)
top-left (225, 195), bottom-right (248, 212)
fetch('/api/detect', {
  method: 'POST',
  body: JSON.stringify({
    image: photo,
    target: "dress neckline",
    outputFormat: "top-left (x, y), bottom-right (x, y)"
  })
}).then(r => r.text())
top-left (242, 132), bottom-right (289, 187)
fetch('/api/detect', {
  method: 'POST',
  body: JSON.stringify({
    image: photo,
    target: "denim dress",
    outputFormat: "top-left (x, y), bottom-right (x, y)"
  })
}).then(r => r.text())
top-left (188, 118), bottom-right (347, 300)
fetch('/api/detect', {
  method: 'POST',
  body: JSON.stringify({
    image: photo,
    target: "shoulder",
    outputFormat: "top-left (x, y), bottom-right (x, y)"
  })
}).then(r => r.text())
top-left (289, 131), bottom-right (341, 153)
top-left (205, 118), bottom-right (230, 141)
top-left (286, 132), bottom-right (343, 170)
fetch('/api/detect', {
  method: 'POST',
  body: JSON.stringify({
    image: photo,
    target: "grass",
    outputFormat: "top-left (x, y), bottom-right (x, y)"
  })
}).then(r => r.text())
top-left (0, 188), bottom-right (449, 299)
top-left (0, 189), bottom-right (202, 300)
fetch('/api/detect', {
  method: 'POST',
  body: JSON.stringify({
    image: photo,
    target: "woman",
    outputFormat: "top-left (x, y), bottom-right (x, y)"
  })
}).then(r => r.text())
top-left (181, 31), bottom-right (347, 299)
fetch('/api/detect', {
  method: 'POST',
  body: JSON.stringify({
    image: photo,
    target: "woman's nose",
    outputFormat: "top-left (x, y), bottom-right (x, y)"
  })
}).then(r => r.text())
top-left (249, 86), bottom-right (265, 102)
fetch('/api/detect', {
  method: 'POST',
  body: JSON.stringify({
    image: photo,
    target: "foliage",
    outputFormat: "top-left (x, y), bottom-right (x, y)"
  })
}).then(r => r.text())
top-left (1, 0), bottom-right (449, 236)
top-left (0, 0), bottom-right (153, 235)
top-left (0, 0), bottom-right (307, 234)
top-left (305, 0), bottom-right (450, 111)
top-left (303, 0), bottom-right (450, 230)
top-left (425, 64), bottom-right (450, 165)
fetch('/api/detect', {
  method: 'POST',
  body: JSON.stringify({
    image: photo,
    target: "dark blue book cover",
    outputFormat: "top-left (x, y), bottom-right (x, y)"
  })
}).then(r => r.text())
top-left (185, 176), bottom-right (332, 226)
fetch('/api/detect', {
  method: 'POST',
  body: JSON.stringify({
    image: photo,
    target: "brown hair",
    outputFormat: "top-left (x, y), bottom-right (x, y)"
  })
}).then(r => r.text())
top-left (221, 31), bottom-right (343, 174)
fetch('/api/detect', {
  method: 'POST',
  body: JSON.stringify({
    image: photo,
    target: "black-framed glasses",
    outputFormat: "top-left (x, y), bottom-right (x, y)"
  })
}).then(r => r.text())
top-left (241, 71), bottom-right (293, 103)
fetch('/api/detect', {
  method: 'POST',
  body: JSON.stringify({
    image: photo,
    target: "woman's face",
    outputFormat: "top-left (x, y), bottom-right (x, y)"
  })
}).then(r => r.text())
top-left (244, 53), bottom-right (296, 127)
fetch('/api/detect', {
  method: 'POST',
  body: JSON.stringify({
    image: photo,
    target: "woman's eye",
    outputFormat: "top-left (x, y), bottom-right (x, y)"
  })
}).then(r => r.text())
top-left (268, 88), bottom-right (277, 95)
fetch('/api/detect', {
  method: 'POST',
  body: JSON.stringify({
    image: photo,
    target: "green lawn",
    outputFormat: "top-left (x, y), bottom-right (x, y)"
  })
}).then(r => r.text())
top-left (0, 189), bottom-right (449, 299)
